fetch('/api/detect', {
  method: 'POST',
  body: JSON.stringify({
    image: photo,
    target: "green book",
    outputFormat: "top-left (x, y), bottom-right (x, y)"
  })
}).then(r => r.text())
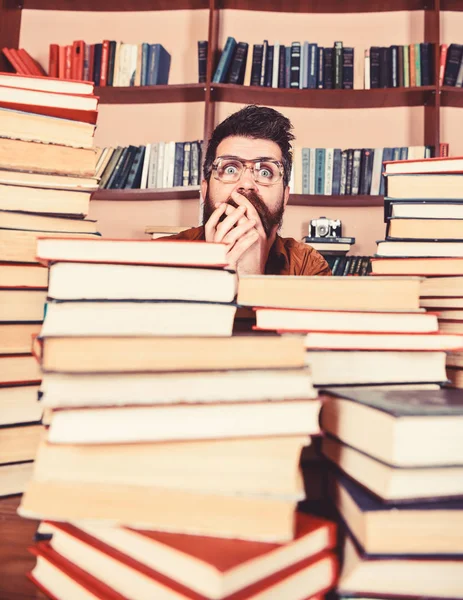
top-left (403, 44), bottom-right (410, 87)
top-left (414, 42), bottom-right (421, 86)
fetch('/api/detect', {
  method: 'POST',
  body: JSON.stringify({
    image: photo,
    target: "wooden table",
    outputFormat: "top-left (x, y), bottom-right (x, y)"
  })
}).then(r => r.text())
top-left (0, 495), bottom-right (46, 600)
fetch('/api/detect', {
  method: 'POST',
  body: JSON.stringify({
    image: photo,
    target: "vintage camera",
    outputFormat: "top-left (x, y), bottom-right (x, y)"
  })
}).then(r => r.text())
top-left (309, 216), bottom-right (342, 238)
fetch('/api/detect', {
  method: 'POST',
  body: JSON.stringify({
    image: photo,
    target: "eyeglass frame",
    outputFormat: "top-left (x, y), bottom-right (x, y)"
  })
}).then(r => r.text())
top-left (209, 155), bottom-right (285, 187)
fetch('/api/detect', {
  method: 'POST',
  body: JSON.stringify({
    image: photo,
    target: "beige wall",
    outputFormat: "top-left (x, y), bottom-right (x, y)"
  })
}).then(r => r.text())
top-left (19, 8), bottom-right (463, 255)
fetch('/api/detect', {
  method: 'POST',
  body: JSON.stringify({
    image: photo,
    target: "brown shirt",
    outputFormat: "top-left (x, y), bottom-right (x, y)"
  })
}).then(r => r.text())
top-left (161, 226), bottom-right (331, 276)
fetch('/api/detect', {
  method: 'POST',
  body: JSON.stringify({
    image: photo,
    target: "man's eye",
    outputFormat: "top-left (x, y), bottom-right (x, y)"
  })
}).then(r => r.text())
top-left (259, 168), bottom-right (273, 178)
top-left (224, 165), bottom-right (239, 175)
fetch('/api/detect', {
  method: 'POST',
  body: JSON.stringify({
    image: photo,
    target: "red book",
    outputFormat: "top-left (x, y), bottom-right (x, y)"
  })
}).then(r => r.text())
top-left (88, 44), bottom-right (95, 82)
top-left (439, 43), bottom-right (448, 86)
top-left (2, 47), bottom-right (29, 74)
top-left (71, 40), bottom-right (85, 81)
top-left (18, 48), bottom-right (46, 76)
top-left (58, 45), bottom-right (65, 79)
top-left (48, 44), bottom-right (59, 78)
top-left (64, 45), bottom-right (72, 79)
top-left (99, 39), bottom-right (110, 87)
top-left (439, 142), bottom-right (450, 157)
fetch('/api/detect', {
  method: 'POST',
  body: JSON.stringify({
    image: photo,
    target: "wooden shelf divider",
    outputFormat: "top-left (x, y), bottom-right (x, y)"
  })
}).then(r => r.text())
top-left (91, 187), bottom-right (201, 201)
top-left (96, 83), bottom-right (205, 105)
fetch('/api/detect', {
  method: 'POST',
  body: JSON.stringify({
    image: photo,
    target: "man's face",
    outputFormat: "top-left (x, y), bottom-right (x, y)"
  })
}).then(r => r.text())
top-left (202, 136), bottom-right (290, 239)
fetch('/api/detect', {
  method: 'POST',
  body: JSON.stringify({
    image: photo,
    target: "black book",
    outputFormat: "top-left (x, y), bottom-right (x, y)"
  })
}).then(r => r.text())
top-left (290, 41), bottom-right (301, 88)
top-left (389, 45), bottom-right (399, 87)
top-left (420, 42), bottom-right (433, 86)
top-left (332, 148), bottom-right (342, 195)
top-left (113, 145), bottom-right (138, 189)
top-left (106, 41), bottom-right (117, 86)
top-left (379, 46), bottom-right (389, 88)
top-left (189, 141), bottom-right (201, 186)
top-left (444, 43), bottom-right (463, 86)
top-left (264, 44), bottom-right (274, 87)
top-left (173, 142), bottom-right (184, 188)
top-left (359, 148), bottom-right (374, 195)
top-left (124, 146), bottom-right (145, 189)
top-left (227, 42), bottom-right (249, 84)
top-left (342, 47), bottom-right (354, 89)
top-left (197, 40), bottom-right (208, 83)
top-left (345, 149), bottom-right (354, 195)
top-left (250, 44), bottom-right (264, 86)
top-left (105, 147), bottom-right (128, 189)
top-left (333, 41), bottom-right (343, 89)
top-left (339, 150), bottom-right (348, 195)
top-left (323, 47), bottom-right (333, 89)
top-left (369, 46), bottom-right (381, 88)
top-left (278, 45), bottom-right (286, 88)
top-left (397, 45), bottom-right (404, 87)
top-left (317, 46), bottom-right (325, 89)
top-left (92, 43), bottom-right (103, 86)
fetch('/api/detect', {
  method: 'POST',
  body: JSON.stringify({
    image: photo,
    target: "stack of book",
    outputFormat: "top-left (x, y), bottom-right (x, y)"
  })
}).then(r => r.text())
top-left (320, 387), bottom-right (463, 600)
top-left (48, 41), bottom-right (171, 86)
top-left (0, 72), bottom-right (100, 497)
top-left (96, 140), bottom-right (202, 190)
top-left (237, 275), bottom-right (461, 387)
top-left (371, 155), bottom-right (463, 388)
top-left (2, 47), bottom-right (46, 76)
top-left (19, 236), bottom-right (337, 599)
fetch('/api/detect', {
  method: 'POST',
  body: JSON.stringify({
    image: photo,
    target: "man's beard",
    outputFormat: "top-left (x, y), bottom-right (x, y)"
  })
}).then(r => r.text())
top-left (202, 187), bottom-right (285, 239)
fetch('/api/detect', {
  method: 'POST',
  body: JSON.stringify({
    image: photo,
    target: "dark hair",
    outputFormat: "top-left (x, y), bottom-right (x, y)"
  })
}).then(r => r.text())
top-left (203, 105), bottom-right (295, 187)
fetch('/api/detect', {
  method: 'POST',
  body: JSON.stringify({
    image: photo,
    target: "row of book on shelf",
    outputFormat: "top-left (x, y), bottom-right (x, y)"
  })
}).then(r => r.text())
top-left (211, 38), bottom-right (435, 89)
top-left (96, 141), bottom-right (202, 190)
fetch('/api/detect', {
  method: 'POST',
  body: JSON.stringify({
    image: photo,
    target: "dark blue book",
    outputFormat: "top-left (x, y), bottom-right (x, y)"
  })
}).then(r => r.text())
top-left (317, 46), bottom-right (324, 88)
top-left (197, 40), bottom-right (208, 84)
top-left (278, 45), bottom-right (286, 88)
top-left (212, 36), bottom-right (236, 83)
top-left (332, 148), bottom-right (342, 195)
top-left (113, 145), bottom-right (138, 189)
top-left (399, 147), bottom-right (408, 160)
top-left (173, 142), bottom-right (184, 188)
top-left (264, 45), bottom-right (274, 87)
top-left (227, 42), bottom-right (249, 84)
top-left (124, 146), bottom-right (145, 189)
top-left (92, 43), bottom-right (103, 86)
top-left (359, 148), bottom-right (374, 195)
top-left (420, 42), bottom-right (433, 86)
top-left (250, 44), bottom-right (264, 86)
top-left (140, 43), bottom-right (150, 86)
top-left (369, 46), bottom-right (381, 88)
top-left (333, 41), bottom-right (343, 89)
top-left (389, 45), bottom-right (399, 87)
top-left (285, 46), bottom-right (291, 88)
top-left (379, 147), bottom-right (394, 195)
top-left (315, 148), bottom-right (325, 194)
top-left (345, 149), bottom-right (354, 195)
top-left (147, 44), bottom-right (171, 85)
top-left (106, 41), bottom-right (117, 87)
top-left (342, 47), bottom-right (354, 89)
top-left (444, 43), bottom-right (463, 86)
top-left (323, 47), bottom-right (333, 89)
top-left (379, 46), bottom-right (389, 88)
top-left (308, 43), bottom-right (318, 89)
top-left (290, 42), bottom-right (301, 89)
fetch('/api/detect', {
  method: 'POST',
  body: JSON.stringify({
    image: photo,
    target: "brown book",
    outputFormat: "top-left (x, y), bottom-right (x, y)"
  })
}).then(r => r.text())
top-left (0, 106), bottom-right (95, 148)
top-left (372, 257), bottom-right (463, 276)
top-left (38, 335), bottom-right (306, 373)
top-left (33, 436), bottom-right (307, 496)
top-left (0, 384), bottom-right (42, 426)
top-left (21, 480), bottom-right (300, 542)
top-left (0, 462), bottom-right (34, 497)
top-left (0, 289), bottom-right (47, 321)
top-left (237, 275), bottom-right (422, 312)
top-left (0, 354), bottom-right (42, 385)
top-left (0, 323), bottom-right (42, 354)
top-left (0, 263), bottom-right (48, 288)
top-left (29, 541), bottom-right (335, 600)
top-left (44, 516), bottom-right (337, 600)
top-left (0, 211), bottom-right (98, 234)
top-left (0, 423), bottom-right (43, 464)
top-left (0, 230), bottom-right (98, 263)
top-left (0, 137), bottom-right (97, 177)
top-left (388, 217), bottom-right (463, 240)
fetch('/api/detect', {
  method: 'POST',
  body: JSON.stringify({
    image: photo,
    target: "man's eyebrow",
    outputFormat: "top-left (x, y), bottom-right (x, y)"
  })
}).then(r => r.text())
top-left (216, 155), bottom-right (280, 162)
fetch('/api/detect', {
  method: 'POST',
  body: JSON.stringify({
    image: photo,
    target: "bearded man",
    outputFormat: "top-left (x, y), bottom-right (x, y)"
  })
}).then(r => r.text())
top-left (163, 105), bottom-right (331, 277)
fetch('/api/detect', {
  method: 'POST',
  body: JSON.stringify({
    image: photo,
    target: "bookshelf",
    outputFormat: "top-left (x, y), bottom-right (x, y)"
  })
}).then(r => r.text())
top-left (0, 0), bottom-right (461, 252)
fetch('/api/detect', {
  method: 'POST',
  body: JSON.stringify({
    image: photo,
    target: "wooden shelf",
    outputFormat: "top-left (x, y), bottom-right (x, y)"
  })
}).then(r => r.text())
top-left (96, 84), bottom-right (205, 105)
top-left (91, 187), bottom-right (201, 201)
top-left (440, 0), bottom-right (463, 10)
top-left (21, 0), bottom-right (208, 10)
top-left (288, 194), bottom-right (384, 207)
top-left (211, 84), bottom-right (436, 109)
top-left (441, 86), bottom-right (463, 108)
top-left (218, 0), bottom-right (429, 12)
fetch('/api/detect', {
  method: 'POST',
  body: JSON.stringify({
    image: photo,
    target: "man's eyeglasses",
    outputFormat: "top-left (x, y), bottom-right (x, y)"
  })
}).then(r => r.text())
top-left (211, 156), bottom-right (284, 186)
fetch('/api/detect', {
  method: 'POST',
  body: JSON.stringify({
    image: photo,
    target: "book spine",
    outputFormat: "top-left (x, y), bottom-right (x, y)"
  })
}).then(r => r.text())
top-left (93, 43), bottom-right (103, 85)
top-left (309, 148), bottom-right (316, 195)
top-left (359, 148), bottom-right (374, 195)
top-left (331, 148), bottom-right (342, 196)
top-left (301, 148), bottom-right (310, 194)
top-left (403, 44), bottom-right (410, 87)
top-left (124, 146), bottom-right (144, 189)
top-left (315, 149), bottom-right (325, 195)
top-left (409, 43), bottom-right (416, 86)
top-left (154, 45), bottom-right (170, 85)
top-left (290, 42), bottom-right (301, 88)
top-left (264, 45), bottom-right (274, 87)
top-left (439, 44), bottom-right (448, 86)
top-left (139, 143), bottom-right (151, 189)
top-left (397, 45), bottom-right (404, 87)
top-left (300, 41), bottom-right (308, 89)
top-left (140, 43), bottom-right (149, 86)
top-left (345, 149), bottom-right (354, 195)
top-left (278, 45), bottom-right (286, 88)
top-left (2, 48), bottom-right (27, 74)
top-left (317, 46), bottom-right (324, 89)
top-left (48, 44), bottom-right (59, 78)
top-left (370, 147), bottom-right (383, 196)
top-left (353, 45), bottom-right (363, 89)
top-left (189, 141), bottom-right (200, 186)
top-left (390, 45), bottom-right (398, 87)
top-left (324, 148), bottom-right (334, 195)
top-left (213, 37), bottom-right (236, 83)
top-left (197, 41), bottom-right (208, 84)
top-left (82, 44), bottom-right (91, 81)
top-left (99, 40), bottom-right (110, 87)
top-left (182, 142), bottom-right (191, 187)
top-left (73, 40), bottom-right (85, 81)
top-left (88, 44), bottom-right (95, 84)
top-left (379, 47), bottom-right (388, 88)
top-left (414, 42), bottom-right (421, 86)
top-left (106, 41), bottom-right (117, 87)
top-left (351, 149), bottom-right (362, 195)
top-left (227, 42), bottom-right (249, 84)
top-left (333, 41), bottom-right (343, 89)
top-left (339, 150), bottom-right (348, 195)
top-left (285, 46), bottom-right (291, 88)
top-left (237, 45), bottom-right (249, 85)
top-left (65, 44), bottom-right (72, 80)
top-left (379, 147), bottom-right (393, 195)
top-left (308, 43), bottom-right (317, 89)
top-left (364, 49), bottom-right (370, 89)
top-left (420, 42), bottom-right (432, 86)
top-left (146, 143), bottom-right (159, 189)
top-left (323, 47), bottom-right (333, 89)
top-left (369, 46), bottom-right (380, 88)
top-left (156, 141), bottom-right (166, 188)
top-left (342, 47), bottom-right (354, 89)
top-left (250, 45), bottom-right (264, 86)
top-left (260, 40), bottom-right (268, 86)
top-left (173, 142), bottom-right (185, 187)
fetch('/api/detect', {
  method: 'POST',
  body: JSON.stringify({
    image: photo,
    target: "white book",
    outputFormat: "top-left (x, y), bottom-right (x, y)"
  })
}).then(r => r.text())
top-left (129, 44), bottom-right (138, 86)
top-left (146, 143), bottom-right (159, 189)
top-left (112, 42), bottom-right (122, 86)
top-left (309, 148), bottom-right (316, 195)
top-left (370, 148), bottom-right (383, 196)
top-left (117, 43), bottom-right (133, 87)
top-left (272, 43), bottom-right (280, 88)
top-left (364, 49), bottom-right (370, 89)
top-left (139, 143), bottom-right (151, 190)
top-left (164, 141), bottom-right (176, 188)
top-left (134, 43), bottom-right (143, 87)
top-left (354, 47), bottom-right (364, 89)
top-left (324, 148), bottom-right (334, 196)
top-left (403, 45), bottom-right (410, 87)
top-left (156, 141), bottom-right (165, 188)
top-left (300, 41), bottom-right (308, 89)
top-left (293, 146), bottom-right (302, 194)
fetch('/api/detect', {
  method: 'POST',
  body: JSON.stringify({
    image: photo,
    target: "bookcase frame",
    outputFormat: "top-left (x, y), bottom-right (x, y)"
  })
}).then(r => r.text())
top-left (0, 0), bottom-right (461, 208)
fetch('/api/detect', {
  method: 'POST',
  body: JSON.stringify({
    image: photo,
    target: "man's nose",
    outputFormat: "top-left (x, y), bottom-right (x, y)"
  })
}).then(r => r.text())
top-left (236, 166), bottom-right (256, 190)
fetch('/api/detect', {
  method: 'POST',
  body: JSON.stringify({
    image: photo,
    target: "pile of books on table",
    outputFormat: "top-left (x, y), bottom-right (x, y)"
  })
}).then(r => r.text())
top-left (0, 71), bottom-right (100, 497)
top-left (20, 237), bottom-right (338, 599)
top-left (371, 154), bottom-right (463, 388)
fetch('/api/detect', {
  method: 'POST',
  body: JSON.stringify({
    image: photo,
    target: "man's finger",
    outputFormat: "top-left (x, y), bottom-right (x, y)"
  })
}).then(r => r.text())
top-left (214, 205), bottom-right (247, 243)
top-left (204, 203), bottom-right (228, 241)
top-left (229, 191), bottom-right (266, 237)
top-left (222, 218), bottom-right (256, 247)
top-left (226, 228), bottom-right (259, 268)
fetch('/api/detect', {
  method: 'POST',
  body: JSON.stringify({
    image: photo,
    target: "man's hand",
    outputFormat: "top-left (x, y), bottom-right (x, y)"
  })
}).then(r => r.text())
top-left (204, 191), bottom-right (269, 275)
